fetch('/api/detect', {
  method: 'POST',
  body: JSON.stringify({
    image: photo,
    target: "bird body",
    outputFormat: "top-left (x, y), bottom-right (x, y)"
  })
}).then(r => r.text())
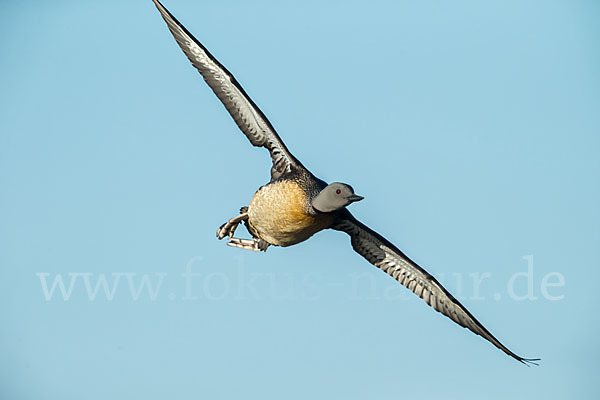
top-left (152, 0), bottom-right (538, 365)
top-left (247, 173), bottom-right (334, 247)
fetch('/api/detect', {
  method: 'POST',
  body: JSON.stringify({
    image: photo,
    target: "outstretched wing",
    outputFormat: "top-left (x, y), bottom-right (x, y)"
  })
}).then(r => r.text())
top-left (152, 0), bottom-right (302, 180)
top-left (333, 210), bottom-right (539, 365)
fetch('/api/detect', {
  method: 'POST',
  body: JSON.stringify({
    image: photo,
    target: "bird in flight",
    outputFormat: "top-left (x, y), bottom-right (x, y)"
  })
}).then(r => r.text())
top-left (152, 0), bottom-right (538, 365)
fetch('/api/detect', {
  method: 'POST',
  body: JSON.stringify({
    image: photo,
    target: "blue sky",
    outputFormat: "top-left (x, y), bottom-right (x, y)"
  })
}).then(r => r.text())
top-left (1, 0), bottom-right (599, 398)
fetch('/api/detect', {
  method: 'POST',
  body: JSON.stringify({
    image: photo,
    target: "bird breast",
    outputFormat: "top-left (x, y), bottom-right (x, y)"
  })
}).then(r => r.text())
top-left (247, 180), bottom-right (333, 247)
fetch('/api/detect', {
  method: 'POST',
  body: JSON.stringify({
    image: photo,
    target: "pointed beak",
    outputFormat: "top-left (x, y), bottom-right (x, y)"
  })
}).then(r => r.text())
top-left (346, 194), bottom-right (364, 203)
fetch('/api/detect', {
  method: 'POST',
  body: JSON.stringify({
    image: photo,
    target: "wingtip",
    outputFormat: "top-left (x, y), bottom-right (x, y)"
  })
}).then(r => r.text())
top-left (519, 357), bottom-right (541, 367)
top-left (151, 0), bottom-right (168, 16)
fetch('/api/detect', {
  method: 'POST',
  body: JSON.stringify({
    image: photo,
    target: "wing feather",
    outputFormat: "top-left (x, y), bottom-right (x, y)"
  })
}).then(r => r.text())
top-left (152, 0), bottom-right (301, 179)
top-left (333, 210), bottom-right (539, 365)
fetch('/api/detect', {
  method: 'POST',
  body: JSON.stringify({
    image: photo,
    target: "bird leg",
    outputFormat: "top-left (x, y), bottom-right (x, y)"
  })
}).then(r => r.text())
top-left (216, 210), bottom-right (248, 240)
top-left (226, 237), bottom-right (269, 252)
top-left (217, 207), bottom-right (270, 251)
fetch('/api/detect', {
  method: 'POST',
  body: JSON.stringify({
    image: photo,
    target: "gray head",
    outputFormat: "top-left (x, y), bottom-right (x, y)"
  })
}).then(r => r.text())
top-left (312, 182), bottom-right (364, 213)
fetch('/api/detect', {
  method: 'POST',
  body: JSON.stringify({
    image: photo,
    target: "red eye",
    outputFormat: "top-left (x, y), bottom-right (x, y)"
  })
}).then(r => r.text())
top-left (336, 189), bottom-right (341, 195)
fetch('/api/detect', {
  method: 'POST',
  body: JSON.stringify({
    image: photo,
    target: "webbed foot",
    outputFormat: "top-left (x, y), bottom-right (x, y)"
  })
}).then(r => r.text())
top-left (227, 237), bottom-right (270, 252)
top-left (217, 212), bottom-right (248, 240)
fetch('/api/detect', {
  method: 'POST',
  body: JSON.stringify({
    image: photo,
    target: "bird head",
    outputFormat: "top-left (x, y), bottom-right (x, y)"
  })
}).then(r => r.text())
top-left (312, 182), bottom-right (364, 213)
